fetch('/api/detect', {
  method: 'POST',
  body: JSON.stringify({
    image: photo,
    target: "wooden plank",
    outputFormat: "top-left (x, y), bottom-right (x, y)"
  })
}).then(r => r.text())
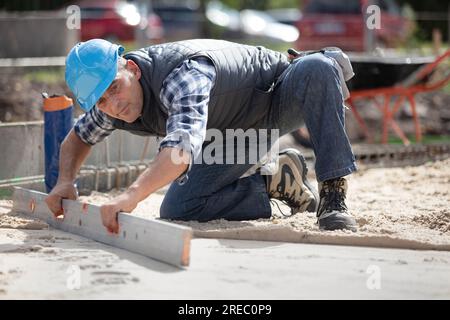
top-left (12, 187), bottom-right (192, 267)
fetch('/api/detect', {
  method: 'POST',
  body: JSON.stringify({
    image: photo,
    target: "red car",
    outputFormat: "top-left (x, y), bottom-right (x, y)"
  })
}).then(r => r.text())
top-left (77, 0), bottom-right (163, 42)
top-left (296, 0), bottom-right (413, 52)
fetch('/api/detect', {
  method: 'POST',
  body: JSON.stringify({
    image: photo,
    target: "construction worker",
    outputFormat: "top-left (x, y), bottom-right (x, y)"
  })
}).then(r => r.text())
top-left (45, 39), bottom-right (358, 233)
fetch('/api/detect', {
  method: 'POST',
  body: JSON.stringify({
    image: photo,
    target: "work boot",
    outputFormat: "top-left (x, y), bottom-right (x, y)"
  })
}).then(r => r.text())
top-left (317, 177), bottom-right (357, 232)
top-left (264, 148), bottom-right (319, 215)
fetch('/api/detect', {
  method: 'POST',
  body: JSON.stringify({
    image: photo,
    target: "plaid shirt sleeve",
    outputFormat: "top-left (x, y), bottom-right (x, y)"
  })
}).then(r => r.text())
top-left (74, 106), bottom-right (115, 145)
top-left (159, 57), bottom-right (216, 184)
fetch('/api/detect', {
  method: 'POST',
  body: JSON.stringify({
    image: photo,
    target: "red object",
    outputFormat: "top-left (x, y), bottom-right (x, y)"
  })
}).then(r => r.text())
top-left (77, 0), bottom-right (163, 42)
top-left (346, 50), bottom-right (450, 145)
top-left (296, 0), bottom-right (412, 52)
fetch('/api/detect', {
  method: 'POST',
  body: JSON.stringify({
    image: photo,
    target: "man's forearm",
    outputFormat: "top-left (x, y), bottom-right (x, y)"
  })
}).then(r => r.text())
top-left (126, 147), bottom-right (190, 202)
top-left (57, 128), bottom-right (92, 183)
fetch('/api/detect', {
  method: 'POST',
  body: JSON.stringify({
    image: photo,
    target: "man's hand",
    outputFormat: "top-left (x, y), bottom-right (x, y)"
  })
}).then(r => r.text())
top-left (45, 182), bottom-right (78, 217)
top-left (44, 129), bottom-right (91, 218)
top-left (100, 147), bottom-right (189, 234)
top-left (100, 192), bottom-right (139, 234)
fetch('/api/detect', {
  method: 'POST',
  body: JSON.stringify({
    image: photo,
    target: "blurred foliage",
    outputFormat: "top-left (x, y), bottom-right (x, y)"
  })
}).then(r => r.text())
top-left (0, 0), bottom-right (303, 11)
top-left (221, 0), bottom-right (299, 10)
top-left (24, 68), bottom-right (65, 84)
top-left (396, 0), bottom-right (449, 41)
top-left (388, 134), bottom-right (450, 145)
top-left (0, 0), bottom-right (72, 10)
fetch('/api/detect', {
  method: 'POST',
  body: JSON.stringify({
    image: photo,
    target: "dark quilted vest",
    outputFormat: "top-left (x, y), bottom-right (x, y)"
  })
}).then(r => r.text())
top-left (112, 39), bottom-right (290, 136)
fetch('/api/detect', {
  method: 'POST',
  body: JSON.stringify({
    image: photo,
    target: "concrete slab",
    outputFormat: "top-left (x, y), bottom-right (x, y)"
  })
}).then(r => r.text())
top-left (1, 228), bottom-right (449, 299)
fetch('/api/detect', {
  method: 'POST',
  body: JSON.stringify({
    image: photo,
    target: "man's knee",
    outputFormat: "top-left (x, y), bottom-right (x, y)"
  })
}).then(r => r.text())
top-left (160, 196), bottom-right (187, 220)
top-left (160, 195), bottom-right (205, 221)
top-left (294, 53), bottom-right (337, 79)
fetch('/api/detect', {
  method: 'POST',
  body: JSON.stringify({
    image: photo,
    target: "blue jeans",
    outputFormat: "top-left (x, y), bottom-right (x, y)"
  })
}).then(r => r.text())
top-left (160, 53), bottom-right (357, 221)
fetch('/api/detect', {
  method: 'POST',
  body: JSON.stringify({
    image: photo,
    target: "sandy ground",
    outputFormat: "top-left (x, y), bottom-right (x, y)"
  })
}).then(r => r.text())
top-left (75, 158), bottom-right (450, 251)
top-left (0, 158), bottom-right (449, 298)
top-left (1, 235), bottom-right (449, 299)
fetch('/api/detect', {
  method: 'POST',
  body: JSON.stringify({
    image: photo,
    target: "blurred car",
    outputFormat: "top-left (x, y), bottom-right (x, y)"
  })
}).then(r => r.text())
top-left (296, 0), bottom-right (413, 51)
top-left (205, 0), bottom-right (241, 38)
top-left (265, 8), bottom-right (302, 26)
top-left (206, 1), bottom-right (299, 43)
top-left (77, 0), bottom-right (163, 42)
top-left (152, 0), bottom-right (203, 41)
top-left (240, 9), bottom-right (299, 43)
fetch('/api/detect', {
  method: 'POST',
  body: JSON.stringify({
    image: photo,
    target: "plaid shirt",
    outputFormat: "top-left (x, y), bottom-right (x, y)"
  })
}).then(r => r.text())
top-left (74, 57), bottom-right (216, 183)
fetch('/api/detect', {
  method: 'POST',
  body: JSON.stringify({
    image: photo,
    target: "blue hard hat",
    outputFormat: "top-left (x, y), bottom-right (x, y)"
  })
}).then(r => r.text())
top-left (65, 39), bottom-right (124, 112)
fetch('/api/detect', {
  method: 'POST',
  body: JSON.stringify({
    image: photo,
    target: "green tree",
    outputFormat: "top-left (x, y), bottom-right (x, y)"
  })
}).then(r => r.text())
top-left (0, 0), bottom-right (72, 11)
top-left (222, 0), bottom-right (300, 10)
top-left (397, 0), bottom-right (449, 41)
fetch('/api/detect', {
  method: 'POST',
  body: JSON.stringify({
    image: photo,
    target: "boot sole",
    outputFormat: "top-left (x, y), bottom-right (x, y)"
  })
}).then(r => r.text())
top-left (318, 213), bottom-right (358, 232)
top-left (319, 223), bottom-right (357, 232)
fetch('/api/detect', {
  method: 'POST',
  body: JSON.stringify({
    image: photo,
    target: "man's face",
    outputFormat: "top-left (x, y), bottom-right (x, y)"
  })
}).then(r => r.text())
top-left (96, 59), bottom-right (143, 123)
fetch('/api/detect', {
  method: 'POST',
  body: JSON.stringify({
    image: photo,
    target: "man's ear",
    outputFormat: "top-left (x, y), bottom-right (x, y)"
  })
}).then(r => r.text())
top-left (125, 59), bottom-right (141, 80)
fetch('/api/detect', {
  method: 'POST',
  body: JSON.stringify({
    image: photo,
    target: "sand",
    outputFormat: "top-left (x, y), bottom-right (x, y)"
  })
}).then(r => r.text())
top-left (0, 200), bottom-right (48, 230)
top-left (74, 158), bottom-right (450, 251)
top-left (1, 158), bottom-right (449, 252)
